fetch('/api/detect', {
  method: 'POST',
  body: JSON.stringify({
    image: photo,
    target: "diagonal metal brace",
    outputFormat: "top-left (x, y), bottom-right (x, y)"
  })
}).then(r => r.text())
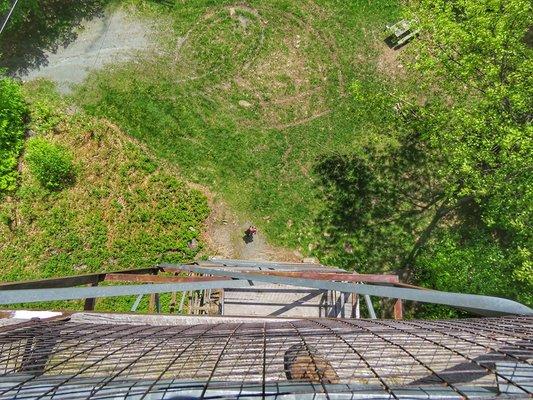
top-left (168, 264), bottom-right (533, 317)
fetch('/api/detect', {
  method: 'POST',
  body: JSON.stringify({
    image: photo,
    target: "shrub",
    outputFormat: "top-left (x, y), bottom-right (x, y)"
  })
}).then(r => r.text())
top-left (25, 137), bottom-right (75, 190)
top-left (0, 76), bottom-right (27, 194)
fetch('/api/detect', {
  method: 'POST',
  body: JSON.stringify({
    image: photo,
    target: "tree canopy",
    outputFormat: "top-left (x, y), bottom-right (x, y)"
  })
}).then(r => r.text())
top-left (314, 0), bottom-right (532, 315)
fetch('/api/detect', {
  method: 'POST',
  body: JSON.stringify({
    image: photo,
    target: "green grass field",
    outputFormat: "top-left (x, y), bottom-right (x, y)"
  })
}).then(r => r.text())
top-left (75, 0), bottom-right (401, 255)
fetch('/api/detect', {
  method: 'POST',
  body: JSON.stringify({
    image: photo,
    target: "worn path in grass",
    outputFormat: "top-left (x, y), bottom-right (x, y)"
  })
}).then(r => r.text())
top-left (8, 4), bottom-right (299, 262)
top-left (199, 186), bottom-right (301, 261)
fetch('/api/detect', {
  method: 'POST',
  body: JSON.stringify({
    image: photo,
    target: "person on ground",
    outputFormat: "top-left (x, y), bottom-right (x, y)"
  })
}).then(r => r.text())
top-left (244, 225), bottom-right (257, 243)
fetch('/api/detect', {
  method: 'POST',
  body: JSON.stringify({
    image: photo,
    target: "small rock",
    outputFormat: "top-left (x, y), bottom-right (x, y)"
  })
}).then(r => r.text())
top-left (187, 238), bottom-right (198, 250)
top-left (238, 15), bottom-right (249, 28)
top-left (66, 105), bottom-right (79, 115)
top-left (344, 242), bottom-right (354, 254)
top-left (303, 257), bottom-right (319, 264)
top-left (74, 264), bottom-right (88, 272)
top-left (238, 100), bottom-right (252, 108)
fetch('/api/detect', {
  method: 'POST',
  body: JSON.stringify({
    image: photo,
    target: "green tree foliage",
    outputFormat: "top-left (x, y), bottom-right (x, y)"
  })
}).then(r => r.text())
top-left (314, 0), bottom-right (532, 312)
top-left (0, 0), bottom-right (13, 15)
top-left (409, 0), bottom-right (533, 306)
top-left (0, 76), bottom-right (26, 194)
top-left (25, 137), bottom-right (75, 190)
top-left (411, 0), bottom-right (532, 233)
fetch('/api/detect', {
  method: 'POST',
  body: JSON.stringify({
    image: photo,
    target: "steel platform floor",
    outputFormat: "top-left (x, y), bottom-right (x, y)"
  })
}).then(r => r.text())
top-left (0, 314), bottom-right (530, 399)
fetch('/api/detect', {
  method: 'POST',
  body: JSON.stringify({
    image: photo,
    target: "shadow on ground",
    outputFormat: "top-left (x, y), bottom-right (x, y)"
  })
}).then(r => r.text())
top-left (0, 0), bottom-right (111, 75)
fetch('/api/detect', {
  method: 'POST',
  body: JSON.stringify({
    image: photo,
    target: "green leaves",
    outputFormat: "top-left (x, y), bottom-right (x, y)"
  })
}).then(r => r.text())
top-left (404, 0), bottom-right (532, 308)
top-left (0, 76), bottom-right (27, 194)
top-left (314, 0), bottom-right (532, 315)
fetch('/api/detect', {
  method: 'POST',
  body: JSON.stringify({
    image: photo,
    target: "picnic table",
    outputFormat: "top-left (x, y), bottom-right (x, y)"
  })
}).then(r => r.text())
top-left (385, 19), bottom-right (420, 47)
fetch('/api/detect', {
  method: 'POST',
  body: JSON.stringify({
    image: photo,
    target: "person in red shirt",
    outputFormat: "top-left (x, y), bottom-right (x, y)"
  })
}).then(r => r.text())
top-left (244, 226), bottom-right (257, 242)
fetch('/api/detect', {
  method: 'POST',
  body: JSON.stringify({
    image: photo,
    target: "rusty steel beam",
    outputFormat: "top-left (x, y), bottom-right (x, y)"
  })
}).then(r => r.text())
top-left (0, 274), bottom-right (107, 291)
top-left (243, 271), bottom-right (425, 290)
top-left (0, 267), bottom-right (160, 291)
top-left (242, 270), bottom-right (400, 284)
top-left (104, 274), bottom-right (229, 284)
top-left (394, 299), bottom-right (403, 320)
top-left (165, 265), bottom-right (402, 284)
top-left (149, 293), bottom-right (160, 313)
top-left (184, 266), bottom-right (422, 288)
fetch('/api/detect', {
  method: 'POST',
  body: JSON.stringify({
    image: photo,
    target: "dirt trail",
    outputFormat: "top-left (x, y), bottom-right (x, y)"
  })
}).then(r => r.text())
top-left (196, 187), bottom-right (301, 262)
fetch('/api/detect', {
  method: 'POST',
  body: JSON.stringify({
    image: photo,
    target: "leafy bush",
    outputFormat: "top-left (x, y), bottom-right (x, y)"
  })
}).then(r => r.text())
top-left (25, 137), bottom-right (75, 190)
top-left (0, 76), bottom-right (27, 194)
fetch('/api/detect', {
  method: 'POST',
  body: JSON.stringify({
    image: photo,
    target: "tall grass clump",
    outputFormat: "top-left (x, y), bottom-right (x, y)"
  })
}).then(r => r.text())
top-left (26, 137), bottom-right (75, 190)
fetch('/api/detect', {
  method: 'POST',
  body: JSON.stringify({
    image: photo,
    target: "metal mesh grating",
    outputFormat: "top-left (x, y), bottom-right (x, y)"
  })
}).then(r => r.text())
top-left (0, 316), bottom-right (531, 399)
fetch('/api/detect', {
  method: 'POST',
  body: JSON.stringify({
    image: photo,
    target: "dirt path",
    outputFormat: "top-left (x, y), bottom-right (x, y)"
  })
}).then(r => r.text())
top-left (196, 187), bottom-right (301, 262)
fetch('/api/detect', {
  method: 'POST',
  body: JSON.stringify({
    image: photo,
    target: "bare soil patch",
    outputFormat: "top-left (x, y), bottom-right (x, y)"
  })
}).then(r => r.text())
top-left (375, 41), bottom-right (406, 79)
top-left (198, 189), bottom-right (301, 261)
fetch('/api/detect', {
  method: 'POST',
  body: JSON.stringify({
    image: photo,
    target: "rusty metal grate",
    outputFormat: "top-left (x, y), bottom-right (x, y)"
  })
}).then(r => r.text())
top-left (0, 316), bottom-right (531, 399)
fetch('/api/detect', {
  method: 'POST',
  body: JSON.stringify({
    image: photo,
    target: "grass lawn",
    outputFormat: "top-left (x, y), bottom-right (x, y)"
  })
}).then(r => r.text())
top-left (74, 0), bottom-right (401, 256)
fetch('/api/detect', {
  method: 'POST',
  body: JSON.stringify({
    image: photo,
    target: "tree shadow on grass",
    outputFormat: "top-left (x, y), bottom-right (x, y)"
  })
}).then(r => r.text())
top-left (311, 131), bottom-right (444, 276)
top-left (0, 0), bottom-right (112, 75)
top-left (311, 153), bottom-right (413, 271)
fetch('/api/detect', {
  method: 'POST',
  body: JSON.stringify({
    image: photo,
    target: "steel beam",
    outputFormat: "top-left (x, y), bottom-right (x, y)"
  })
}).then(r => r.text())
top-left (364, 295), bottom-right (377, 319)
top-left (0, 280), bottom-right (251, 305)
top-left (167, 265), bottom-right (425, 290)
top-left (104, 274), bottom-right (228, 284)
top-left (169, 264), bottom-right (533, 317)
top-left (0, 267), bottom-right (159, 290)
top-left (83, 283), bottom-right (98, 311)
top-left (230, 270), bottom-right (401, 284)
top-left (203, 259), bottom-right (323, 269)
top-left (394, 299), bottom-right (403, 320)
top-left (131, 294), bottom-right (143, 312)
